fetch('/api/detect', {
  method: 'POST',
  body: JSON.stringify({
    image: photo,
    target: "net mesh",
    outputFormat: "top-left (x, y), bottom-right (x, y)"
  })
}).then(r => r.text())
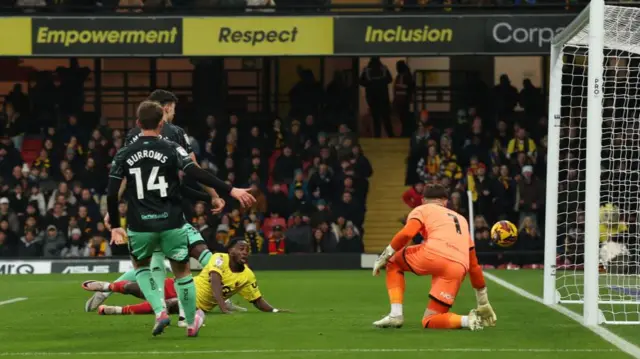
top-left (555, 4), bottom-right (640, 324)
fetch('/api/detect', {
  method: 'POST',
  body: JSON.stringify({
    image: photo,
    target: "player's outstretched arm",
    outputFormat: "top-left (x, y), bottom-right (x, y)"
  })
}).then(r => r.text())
top-left (469, 248), bottom-right (496, 327)
top-left (372, 219), bottom-right (422, 276)
top-left (251, 297), bottom-right (290, 313)
top-left (209, 272), bottom-right (232, 314)
top-left (183, 165), bottom-right (256, 208)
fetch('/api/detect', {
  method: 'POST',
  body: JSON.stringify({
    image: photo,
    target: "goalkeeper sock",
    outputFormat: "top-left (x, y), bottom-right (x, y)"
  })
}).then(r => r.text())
top-left (198, 249), bottom-right (212, 267)
top-left (386, 260), bottom-right (406, 313)
top-left (422, 313), bottom-right (462, 329)
top-left (174, 275), bottom-right (197, 326)
top-left (150, 252), bottom-right (167, 309)
top-left (134, 267), bottom-right (164, 315)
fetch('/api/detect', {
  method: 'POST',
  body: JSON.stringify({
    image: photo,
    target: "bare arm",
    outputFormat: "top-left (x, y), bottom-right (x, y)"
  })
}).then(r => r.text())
top-left (209, 272), bottom-right (231, 313)
top-left (252, 297), bottom-right (277, 312)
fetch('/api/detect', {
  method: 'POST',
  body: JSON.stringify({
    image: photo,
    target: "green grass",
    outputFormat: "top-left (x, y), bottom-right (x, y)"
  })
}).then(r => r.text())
top-left (0, 270), bottom-right (636, 359)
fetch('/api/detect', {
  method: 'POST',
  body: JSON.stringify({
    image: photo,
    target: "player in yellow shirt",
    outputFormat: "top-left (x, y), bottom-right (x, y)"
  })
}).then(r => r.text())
top-left (84, 238), bottom-right (287, 316)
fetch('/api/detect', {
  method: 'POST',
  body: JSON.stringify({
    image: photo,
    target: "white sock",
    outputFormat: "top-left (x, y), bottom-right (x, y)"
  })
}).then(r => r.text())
top-left (461, 316), bottom-right (469, 328)
top-left (390, 304), bottom-right (403, 317)
top-left (179, 304), bottom-right (185, 319)
top-left (102, 282), bottom-right (111, 291)
top-left (115, 306), bottom-right (122, 314)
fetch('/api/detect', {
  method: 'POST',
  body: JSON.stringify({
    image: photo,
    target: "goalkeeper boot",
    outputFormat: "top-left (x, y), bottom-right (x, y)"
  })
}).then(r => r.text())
top-left (373, 314), bottom-right (404, 328)
top-left (98, 305), bottom-right (122, 315)
top-left (152, 311), bottom-right (171, 337)
top-left (187, 310), bottom-right (206, 337)
top-left (225, 299), bottom-right (248, 312)
top-left (467, 309), bottom-right (484, 331)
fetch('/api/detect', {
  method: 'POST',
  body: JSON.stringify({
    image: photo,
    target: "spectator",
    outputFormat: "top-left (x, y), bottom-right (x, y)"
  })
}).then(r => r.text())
top-left (273, 145), bottom-right (301, 184)
top-left (268, 225), bottom-right (286, 255)
top-left (467, 163), bottom-right (502, 224)
top-left (41, 225), bottom-right (66, 257)
top-left (402, 182), bottom-right (424, 209)
top-left (497, 165), bottom-right (517, 221)
top-left (310, 199), bottom-right (331, 228)
top-left (289, 188), bottom-right (314, 218)
top-left (519, 79), bottom-right (543, 118)
top-left (449, 191), bottom-right (468, 219)
top-left (10, 184), bottom-right (28, 215)
top-left (360, 57), bottom-right (393, 138)
top-left (393, 60), bottom-right (414, 137)
top-left (245, 223), bottom-right (265, 254)
top-left (285, 214), bottom-right (312, 253)
top-left (308, 162), bottom-right (333, 199)
top-left (47, 182), bottom-right (77, 211)
top-left (333, 192), bottom-right (364, 229)
top-left (0, 231), bottom-right (13, 257)
top-left (507, 127), bottom-right (537, 163)
top-left (312, 228), bottom-right (337, 253)
top-left (494, 74), bottom-right (519, 116)
top-left (517, 216), bottom-right (543, 266)
top-left (337, 223), bottom-right (364, 253)
top-left (517, 165), bottom-right (544, 225)
top-left (18, 229), bottom-right (42, 257)
top-left (267, 183), bottom-right (289, 219)
top-left (85, 234), bottom-right (111, 257)
top-left (417, 145), bottom-right (442, 182)
top-left (32, 149), bottom-right (51, 171)
top-left (0, 139), bottom-right (23, 179)
top-left (62, 228), bottom-right (84, 257)
top-left (0, 197), bottom-right (19, 234)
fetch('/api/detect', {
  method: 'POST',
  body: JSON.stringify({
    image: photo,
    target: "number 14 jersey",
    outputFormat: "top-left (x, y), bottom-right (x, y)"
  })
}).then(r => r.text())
top-left (109, 136), bottom-right (195, 232)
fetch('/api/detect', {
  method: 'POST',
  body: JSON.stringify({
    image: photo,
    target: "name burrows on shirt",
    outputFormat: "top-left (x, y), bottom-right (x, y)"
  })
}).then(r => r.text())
top-left (126, 150), bottom-right (169, 166)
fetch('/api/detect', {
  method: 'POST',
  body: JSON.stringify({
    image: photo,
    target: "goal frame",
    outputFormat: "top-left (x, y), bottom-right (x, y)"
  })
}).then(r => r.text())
top-left (543, 0), bottom-right (604, 326)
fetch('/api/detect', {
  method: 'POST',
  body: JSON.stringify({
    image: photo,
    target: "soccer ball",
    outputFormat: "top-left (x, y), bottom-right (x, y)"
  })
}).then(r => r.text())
top-left (490, 220), bottom-right (518, 248)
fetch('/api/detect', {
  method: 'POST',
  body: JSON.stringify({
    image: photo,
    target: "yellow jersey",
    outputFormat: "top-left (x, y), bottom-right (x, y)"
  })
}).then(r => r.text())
top-left (194, 253), bottom-right (262, 312)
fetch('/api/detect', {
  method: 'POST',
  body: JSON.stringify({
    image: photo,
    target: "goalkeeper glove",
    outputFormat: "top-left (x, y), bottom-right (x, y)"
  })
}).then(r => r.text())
top-left (475, 287), bottom-right (497, 327)
top-left (372, 245), bottom-right (395, 276)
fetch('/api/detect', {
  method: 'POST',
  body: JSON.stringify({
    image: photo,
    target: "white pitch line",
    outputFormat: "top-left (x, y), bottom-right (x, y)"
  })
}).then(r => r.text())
top-left (0, 297), bottom-right (27, 306)
top-left (484, 272), bottom-right (640, 359)
top-left (0, 348), bottom-right (622, 356)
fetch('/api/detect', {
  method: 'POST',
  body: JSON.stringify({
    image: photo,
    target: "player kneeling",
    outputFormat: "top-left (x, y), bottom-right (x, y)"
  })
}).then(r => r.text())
top-left (83, 238), bottom-right (287, 318)
top-left (372, 184), bottom-right (496, 331)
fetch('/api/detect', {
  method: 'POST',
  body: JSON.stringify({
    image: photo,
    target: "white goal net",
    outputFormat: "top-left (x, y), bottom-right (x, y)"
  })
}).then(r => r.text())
top-left (545, 0), bottom-right (640, 325)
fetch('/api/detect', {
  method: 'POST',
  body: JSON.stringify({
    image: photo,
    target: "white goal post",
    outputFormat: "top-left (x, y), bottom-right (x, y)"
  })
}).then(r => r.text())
top-left (544, 0), bottom-right (640, 325)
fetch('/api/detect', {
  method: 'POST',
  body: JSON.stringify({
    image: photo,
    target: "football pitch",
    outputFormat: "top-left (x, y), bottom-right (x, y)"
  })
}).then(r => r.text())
top-left (0, 270), bottom-right (639, 359)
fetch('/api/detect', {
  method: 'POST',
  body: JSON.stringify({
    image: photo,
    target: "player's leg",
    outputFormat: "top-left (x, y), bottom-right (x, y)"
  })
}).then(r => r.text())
top-left (373, 246), bottom-right (417, 328)
top-left (421, 260), bottom-right (482, 331)
top-left (83, 267), bottom-right (139, 311)
top-left (150, 249), bottom-right (167, 310)
top-left (161, 227), bottom-right (205, 337)
top-left (127, 229), bottom-right (170, 336)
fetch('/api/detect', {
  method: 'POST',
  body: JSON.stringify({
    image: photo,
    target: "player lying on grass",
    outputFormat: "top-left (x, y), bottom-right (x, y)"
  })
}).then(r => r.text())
top-left (86, 89), bottom-right (255, 325)
top-left (84, 238), bottom-right (288, 316)
top-left (372, 184), bottom-right (497, 331)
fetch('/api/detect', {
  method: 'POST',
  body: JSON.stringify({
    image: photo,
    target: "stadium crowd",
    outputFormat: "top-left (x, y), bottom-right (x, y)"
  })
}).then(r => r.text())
top-left (403, 73), bottom-right (546, 268)
top-left (0, 70), bottom-right (371, 258)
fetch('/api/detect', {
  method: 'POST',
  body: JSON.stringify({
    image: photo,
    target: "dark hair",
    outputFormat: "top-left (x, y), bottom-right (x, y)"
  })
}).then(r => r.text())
top-left (147, 89), bottom-right (178, 106)
top-left (227, 237), bottom-right (248, 250)
top-left (137, 101), bottom-right (164, 130)
top-left (423, 183), bottom-right (448, 200)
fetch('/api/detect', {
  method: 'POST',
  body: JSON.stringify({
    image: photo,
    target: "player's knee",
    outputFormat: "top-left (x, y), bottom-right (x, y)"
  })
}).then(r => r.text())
top-left (386, 260), bottom-right (401, 272)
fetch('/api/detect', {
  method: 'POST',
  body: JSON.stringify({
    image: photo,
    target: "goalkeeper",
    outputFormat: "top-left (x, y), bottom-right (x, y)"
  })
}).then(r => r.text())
top-left (371, 184), bottom-right (496, 330)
